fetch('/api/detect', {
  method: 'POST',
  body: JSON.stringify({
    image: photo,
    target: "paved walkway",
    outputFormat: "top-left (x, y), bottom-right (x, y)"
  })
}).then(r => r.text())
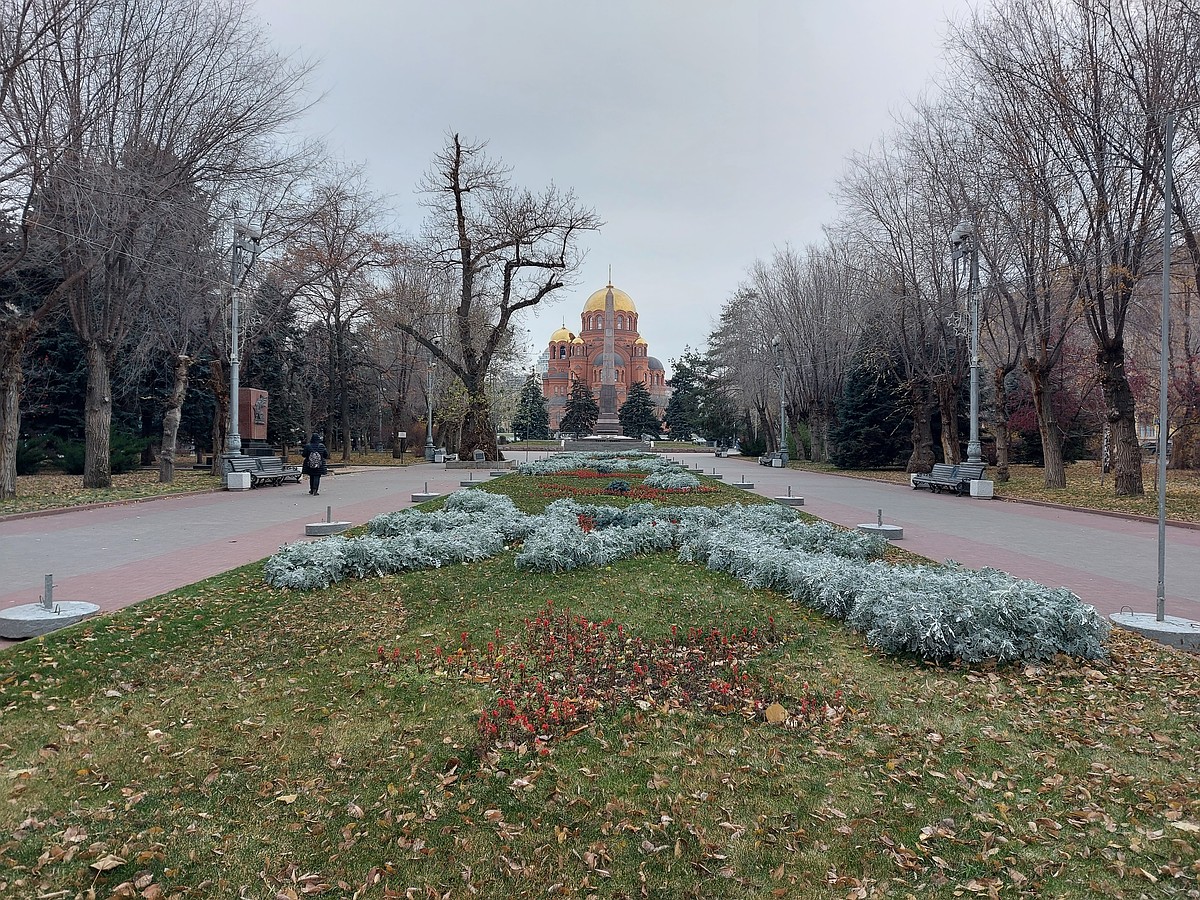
top-left (2, 454), bottom-right (1197, 649)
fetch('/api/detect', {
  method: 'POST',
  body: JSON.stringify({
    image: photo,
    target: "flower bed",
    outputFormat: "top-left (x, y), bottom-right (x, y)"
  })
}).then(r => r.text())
top-left (264, 482), bottom-right (1109, 663)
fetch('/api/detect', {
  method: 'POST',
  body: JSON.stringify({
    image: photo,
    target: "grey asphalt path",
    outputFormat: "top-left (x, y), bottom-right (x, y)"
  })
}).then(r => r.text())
top-left (0, 462), bottom-right (469, 648)
top-left (2, 453), bottom-right (1196, 651)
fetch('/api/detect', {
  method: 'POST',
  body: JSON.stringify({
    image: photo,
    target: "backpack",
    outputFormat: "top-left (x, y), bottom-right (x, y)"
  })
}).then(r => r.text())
top-left (306, 448), bottom-right (323, 471)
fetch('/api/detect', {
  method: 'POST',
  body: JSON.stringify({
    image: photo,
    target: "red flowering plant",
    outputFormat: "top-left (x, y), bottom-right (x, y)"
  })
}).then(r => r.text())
top-left (377, 602), bottom-right (844, 753)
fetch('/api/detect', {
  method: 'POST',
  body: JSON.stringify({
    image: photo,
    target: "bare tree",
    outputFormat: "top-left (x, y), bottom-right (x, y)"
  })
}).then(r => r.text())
top-left (708, 287), bottom-right (776, 454)
top-left (401, 133), bottom-right (601, 461)
top-left (751, 243), bottom-right (867, 463)
top-left (269, 168), bottom-right (395, 461)
top-left (1107, 0), bottom-right (1200, 470)
top-left (0, 0), bottom-right (101, 499)
top-left (369, 256), bottom-right (450, 457)
top-left (836, 135), bottom-right (964, 472)
top-left (956, 0), bottom-right (1168, 495)
top-left (7, 0), bottom-right (313, 488)
top-left (124, 193), bottom-right (221, 482)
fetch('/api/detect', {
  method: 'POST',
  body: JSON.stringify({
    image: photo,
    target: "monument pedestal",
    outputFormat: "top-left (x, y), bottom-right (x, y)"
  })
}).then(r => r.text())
top-left (595, 412), bottom-right (621, 436)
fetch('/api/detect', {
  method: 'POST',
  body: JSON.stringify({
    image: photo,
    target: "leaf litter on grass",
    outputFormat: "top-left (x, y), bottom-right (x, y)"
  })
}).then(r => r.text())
top-left (1, 548), bottom-right (1199, 896)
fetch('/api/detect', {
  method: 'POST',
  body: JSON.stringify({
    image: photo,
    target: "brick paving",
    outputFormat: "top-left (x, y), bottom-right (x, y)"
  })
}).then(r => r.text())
top-left (2, 455), bottom-right (1197, 650)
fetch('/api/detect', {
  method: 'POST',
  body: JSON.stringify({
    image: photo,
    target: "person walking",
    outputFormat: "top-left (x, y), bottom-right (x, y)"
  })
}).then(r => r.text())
top-left (301, 432), bottom-right (329, 495)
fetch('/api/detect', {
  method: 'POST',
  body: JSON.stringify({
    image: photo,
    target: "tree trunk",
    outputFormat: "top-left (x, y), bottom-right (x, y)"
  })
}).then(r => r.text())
top-left (1096, 342), bottom-right (1144, 496)
top-left (337, 320), bottom-right (350, 463)
top-left (1170, 284), bottom-right (1195, 470)
top-left (906, 383), bottom-right (936, 474)
top-left (810, 409), bottom-right (831, 463)
top-left (209, 358), bottom-right (228, 476)
top-left (1025, 360), bottom-right (1066, 488)
top-left (390, 395), bottom-right (406, 458)
top-left (1173, 422), bottom-right (1197, 471)
top-left (933, 374), bottom-right (962, 465)
top-left (0, 327), bottom-right (29, 500)
top-left (158, 355), bottom-right (191, 483)
top-left (83, 341), bottom-right (113, 488)
top-left (460, 385), bottom-right (498, 461)
top-left (990, 368), bottom-right (1011, 483)
top-left (789, 410), bottom-right (806, 461)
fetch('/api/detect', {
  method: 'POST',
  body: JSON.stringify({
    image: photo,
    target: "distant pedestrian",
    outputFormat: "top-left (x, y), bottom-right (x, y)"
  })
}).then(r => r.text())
top-left (301, 433), bottom-right (329, 495)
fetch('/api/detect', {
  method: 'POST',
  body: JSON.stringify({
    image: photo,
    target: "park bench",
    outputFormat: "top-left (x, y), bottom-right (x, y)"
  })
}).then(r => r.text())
top-left (911, 462), bottom-right (988, 496)
top-left (227, 455), bottom-right (301, 488)
top-left (254, 457), bottom-right (302, 487)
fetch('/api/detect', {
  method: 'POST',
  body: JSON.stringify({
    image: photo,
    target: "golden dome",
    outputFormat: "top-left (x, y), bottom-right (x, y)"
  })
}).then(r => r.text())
top-left (583, 283), bottom-right (637, 314)
top-left (633, 336), bottom-right (648, 345)
top-left (550, 326), bottom-right (574, 343)
top-left (571, 335), bottom-right (584, 344)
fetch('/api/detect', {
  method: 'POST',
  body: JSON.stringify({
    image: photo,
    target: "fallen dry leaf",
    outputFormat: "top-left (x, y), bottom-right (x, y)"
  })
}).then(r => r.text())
top-left (89, 853), bottom-right (126, 872)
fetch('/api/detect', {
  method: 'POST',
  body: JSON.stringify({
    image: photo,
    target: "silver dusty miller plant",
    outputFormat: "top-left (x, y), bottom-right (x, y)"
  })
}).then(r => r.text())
top-left (262, 480), bottom-right (1109, 662)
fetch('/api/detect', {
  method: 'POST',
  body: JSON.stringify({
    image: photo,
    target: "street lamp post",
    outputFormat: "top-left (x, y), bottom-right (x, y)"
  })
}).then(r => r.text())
top-left (772, 334), bottom-right (788, 464)
top-left (949, 219), bottom-right (983, 466)
top-left (224, 221), bottom-right (262, 464)
top-left (424, 337), bottom-right (440, 461)
top-left (1155, 112), bottom-right (1180, 623)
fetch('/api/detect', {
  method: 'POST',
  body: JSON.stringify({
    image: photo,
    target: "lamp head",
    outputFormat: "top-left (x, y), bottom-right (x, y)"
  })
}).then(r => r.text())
top-left (949, 219), bottom-right (974, 249)
top-left (233, 220), bottom-right (262, 240)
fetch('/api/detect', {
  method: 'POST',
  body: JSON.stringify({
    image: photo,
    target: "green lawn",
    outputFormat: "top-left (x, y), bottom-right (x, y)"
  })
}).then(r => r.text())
top-left (1, 474), bottom-right (1197, 899)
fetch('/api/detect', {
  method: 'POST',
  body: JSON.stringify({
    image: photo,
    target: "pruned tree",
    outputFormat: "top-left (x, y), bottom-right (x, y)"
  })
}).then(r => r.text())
top-left (401, 133), bottom-right (601, 461)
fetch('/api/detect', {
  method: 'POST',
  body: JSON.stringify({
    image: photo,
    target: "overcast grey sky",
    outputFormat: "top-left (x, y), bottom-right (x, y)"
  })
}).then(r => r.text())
top-left (254, 0), bottom-right (955, 372)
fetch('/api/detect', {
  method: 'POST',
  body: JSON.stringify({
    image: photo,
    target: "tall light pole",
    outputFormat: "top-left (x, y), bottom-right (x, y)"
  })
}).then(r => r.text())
top-left (1155, 112), bottom-right (1179, 623)
top-left (224, 221), bottom-right (262, 464)
top-left (949, 219), bottom-right (983, 466)
top-left (424, 336), bottom-right (440, 461)
top-left (772, 334), bottom-right (788, 463)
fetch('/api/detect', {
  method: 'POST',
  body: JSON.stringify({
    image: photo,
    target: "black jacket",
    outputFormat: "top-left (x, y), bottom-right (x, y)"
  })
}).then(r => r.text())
top-left (301, 440), bottom-right (329, 474)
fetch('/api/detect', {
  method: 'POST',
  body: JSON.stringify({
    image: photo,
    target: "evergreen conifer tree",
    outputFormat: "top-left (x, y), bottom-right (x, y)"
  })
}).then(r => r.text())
top-left (830, 354), bottom-right (908, 468)
top-left (618, 381), bottom-right (660, 438)
top-left (559, 377), bottom-right (599, 439)
top-left (664, 352), bottom-right (703, 440)
top-left (512, 374), bottom-right (550, 440)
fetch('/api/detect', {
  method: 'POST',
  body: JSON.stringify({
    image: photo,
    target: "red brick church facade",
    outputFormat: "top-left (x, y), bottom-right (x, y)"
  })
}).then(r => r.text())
top-left (542, 283), bottom-right (668, 433)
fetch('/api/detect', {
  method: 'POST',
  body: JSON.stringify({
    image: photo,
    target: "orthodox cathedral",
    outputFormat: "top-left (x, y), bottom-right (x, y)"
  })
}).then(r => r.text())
top-left (541, 282), bottom-right (668, 434)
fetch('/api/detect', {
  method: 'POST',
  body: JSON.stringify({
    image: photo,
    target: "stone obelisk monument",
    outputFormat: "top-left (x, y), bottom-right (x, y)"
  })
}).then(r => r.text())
top-left (595, 281), bottom-right (621, 434)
